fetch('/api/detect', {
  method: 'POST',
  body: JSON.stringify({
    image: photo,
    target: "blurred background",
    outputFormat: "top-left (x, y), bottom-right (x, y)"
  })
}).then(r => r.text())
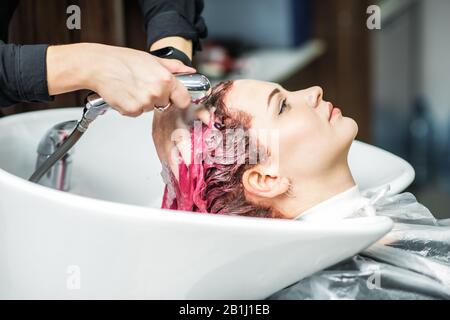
top-left (1, 0), bottom-right (448, 217)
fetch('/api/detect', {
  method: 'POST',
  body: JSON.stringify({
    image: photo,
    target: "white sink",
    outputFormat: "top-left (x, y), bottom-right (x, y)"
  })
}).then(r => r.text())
top-left (0, 108), bottom-right (412, 299)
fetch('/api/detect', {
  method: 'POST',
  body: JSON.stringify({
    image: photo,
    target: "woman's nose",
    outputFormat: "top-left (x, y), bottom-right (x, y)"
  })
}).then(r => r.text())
top-left (306, 86), bottom-right (323, 107)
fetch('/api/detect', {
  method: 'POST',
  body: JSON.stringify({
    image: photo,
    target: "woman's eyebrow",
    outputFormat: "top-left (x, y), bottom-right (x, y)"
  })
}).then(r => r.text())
top-left (267, 88), bottom-right (280, 110)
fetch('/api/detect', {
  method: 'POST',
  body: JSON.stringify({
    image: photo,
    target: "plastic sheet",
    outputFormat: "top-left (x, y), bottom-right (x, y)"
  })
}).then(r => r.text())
top-left (269, 189), bottom-right (450, 300)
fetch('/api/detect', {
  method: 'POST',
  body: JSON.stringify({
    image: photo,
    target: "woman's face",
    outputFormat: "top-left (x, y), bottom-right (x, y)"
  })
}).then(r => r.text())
top-left (223, 80), bottom-right (358, 185)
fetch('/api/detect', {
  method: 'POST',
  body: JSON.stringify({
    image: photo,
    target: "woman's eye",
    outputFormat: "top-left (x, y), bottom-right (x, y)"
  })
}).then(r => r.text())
top-left (278, 99), bottom-right (289, 115)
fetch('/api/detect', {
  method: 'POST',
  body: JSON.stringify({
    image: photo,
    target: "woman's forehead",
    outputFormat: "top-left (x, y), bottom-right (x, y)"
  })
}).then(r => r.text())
top-left (232, 79), bottom-right (275, 93)
top-left (226, 79), bottom-right (276, 112)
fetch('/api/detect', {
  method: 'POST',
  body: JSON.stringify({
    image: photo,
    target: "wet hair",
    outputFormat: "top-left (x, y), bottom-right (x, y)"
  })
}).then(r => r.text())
top-left (161, 81), bottom-right (281, 218)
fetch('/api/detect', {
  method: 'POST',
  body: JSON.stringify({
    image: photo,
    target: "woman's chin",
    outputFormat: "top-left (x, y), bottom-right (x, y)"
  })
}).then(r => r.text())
top-left (346, 117), bottom-right (359, 140)
top-left (334, 114), bottom-right (357, 132)
top-left (333, 117), bottom-right (358, 151)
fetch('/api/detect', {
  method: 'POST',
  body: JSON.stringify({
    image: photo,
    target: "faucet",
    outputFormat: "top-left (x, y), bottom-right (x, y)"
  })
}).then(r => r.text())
top-left (35, 120), bottom-right (78, 191)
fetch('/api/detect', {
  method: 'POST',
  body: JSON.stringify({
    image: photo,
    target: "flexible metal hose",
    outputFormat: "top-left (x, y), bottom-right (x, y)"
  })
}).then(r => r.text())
top-left (29, 126), bottom-right (84, 183)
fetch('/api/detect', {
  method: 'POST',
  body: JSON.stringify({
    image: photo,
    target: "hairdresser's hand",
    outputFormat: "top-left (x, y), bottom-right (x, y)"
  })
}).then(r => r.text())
top-left (46, 43), bottom-right (196, 117)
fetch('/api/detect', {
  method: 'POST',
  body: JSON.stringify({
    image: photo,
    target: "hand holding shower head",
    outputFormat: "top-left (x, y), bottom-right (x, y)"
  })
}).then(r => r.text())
top-left (83, 73), bottom-right (212, 121)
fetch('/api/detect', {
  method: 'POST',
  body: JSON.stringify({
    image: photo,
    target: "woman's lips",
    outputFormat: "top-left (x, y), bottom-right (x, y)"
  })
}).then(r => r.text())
top-left (330, 107), bottom-right (341, 120)
top-left (327, 104), bottom-right (341, 121)
top-left (324, 102), bottom-right (341, 121)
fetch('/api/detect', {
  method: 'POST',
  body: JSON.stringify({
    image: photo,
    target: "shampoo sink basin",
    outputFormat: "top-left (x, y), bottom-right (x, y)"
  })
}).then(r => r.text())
top-left (0, 108), bottom-right (414, 299)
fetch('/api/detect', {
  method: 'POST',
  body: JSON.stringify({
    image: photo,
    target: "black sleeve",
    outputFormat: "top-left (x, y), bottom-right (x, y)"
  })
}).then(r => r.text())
top-left (138, 0), bottom-right (207, 54)
top-left (0, 41), bottom-right (53, 107)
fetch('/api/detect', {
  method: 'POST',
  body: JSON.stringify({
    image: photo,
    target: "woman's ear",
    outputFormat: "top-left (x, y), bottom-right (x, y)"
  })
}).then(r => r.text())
top-left (242, 166), bottom-right (290, 199)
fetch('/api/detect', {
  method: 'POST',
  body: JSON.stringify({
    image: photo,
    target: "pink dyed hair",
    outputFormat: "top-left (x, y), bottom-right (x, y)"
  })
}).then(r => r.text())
top-left (161, 81), bottom-right (281, 218)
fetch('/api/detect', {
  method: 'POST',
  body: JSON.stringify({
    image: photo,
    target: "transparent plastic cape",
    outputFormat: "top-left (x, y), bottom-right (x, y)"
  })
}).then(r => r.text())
top-left (269, 189), bottom-right (450, 300)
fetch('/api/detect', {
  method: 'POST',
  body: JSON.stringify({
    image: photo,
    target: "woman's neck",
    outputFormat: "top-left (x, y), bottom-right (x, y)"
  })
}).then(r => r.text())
top-left (277, 161), bottom-right (356, 219)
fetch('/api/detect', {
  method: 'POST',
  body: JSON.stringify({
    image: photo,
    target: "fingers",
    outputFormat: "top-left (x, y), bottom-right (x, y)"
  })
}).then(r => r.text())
top-left (144, 82), bottom-right (169, 112)
top-left (118, 81), bottom-right (182, 116)
top-left (118, 94), bottom-right (145, 117)
top-left (140, 61), bottom-right (193, 112)
top-left (115, 100), bottom-right (144, 118)
top-left (123, 81), bottom-right (186, 115)
top-left (157, 57), bottom-right (196, 74)
top-left (155, 59), bottom-right (196, 109)
top-left (169, 78), bottom-right (192, 109)
top-left (100, 55), bottom-right (197, 117)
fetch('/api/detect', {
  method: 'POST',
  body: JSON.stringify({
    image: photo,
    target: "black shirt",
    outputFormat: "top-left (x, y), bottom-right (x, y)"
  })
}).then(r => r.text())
top-left (0, 0), bottom-right (207, 107)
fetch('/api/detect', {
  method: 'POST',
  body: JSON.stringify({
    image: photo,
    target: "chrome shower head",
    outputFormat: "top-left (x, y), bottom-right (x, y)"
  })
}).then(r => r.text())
top-left (175, 73), bottom-right (212, 105)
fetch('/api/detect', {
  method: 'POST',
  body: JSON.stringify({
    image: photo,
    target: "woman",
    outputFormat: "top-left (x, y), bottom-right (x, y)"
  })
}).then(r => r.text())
top-left (155, 79), bottom-right (357, 218)
top-left (153, 80), bottom-right (450, 299)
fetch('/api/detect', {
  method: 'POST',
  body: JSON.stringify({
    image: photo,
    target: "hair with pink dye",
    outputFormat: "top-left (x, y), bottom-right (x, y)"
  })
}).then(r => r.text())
top-left (161, 81), bottom-right (282, 219)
